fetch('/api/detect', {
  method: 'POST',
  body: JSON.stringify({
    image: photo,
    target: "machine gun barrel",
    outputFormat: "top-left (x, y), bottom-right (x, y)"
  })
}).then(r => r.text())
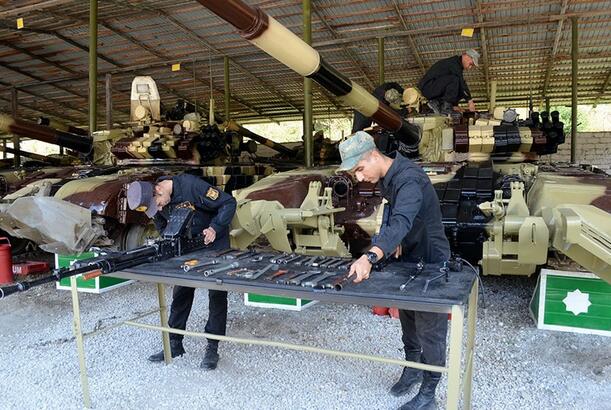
top-left (0, 113), bottom-right (93, 154)
top-left (0, 236), bottom-right (207, 299)
top-left (197, 0), bottom-right (420, 146)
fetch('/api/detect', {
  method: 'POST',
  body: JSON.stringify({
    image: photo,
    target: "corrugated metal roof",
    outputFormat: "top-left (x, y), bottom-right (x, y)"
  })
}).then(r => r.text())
top-left (0, 0), bottom-right (609, 127)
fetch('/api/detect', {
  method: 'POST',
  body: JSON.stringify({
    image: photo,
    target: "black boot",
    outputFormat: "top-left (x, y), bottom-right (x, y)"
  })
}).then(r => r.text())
top-left (398, 373), bottom-right (440, 410)
top-left (389, 350), bottom-right (423, 397)
top-left (200, 343), bottom-right (219, 370)
top-left (148, 339), bottom-right (185, 362)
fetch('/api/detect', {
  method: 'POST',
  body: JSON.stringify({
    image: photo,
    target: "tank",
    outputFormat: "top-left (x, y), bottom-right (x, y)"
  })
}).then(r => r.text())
top-left (0, 76), bottom-right (292, 254)
top-left (197, 0), bottom-right (610, 283)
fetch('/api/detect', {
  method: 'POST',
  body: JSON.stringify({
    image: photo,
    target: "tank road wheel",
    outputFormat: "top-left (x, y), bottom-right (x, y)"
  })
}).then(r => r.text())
top-left (120, 224), bottom-right (160, 250)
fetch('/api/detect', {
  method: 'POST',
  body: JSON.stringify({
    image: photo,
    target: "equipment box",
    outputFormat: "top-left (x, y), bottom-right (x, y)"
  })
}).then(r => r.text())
top-left (55, 253), bottom-right (133, 294)
top-left (244, 293), bottom-right (317, 311)
top-left (530, 269), bottom-right (610, 337)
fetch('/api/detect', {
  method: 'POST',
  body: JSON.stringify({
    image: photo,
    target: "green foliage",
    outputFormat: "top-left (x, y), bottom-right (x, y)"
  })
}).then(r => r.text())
top-left (549, 106), bottom-right (590, 132)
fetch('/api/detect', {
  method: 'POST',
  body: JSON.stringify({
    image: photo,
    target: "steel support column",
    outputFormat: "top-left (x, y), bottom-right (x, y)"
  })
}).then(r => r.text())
top-left (10, 87), bottom-right (19, 166)
top-left (489, 80), bottom-right (497, 114)
top-left (105, 73), bottom-right (112, 130)
top-left (571, 16), bottom-right (578, 163)
top-left (545, 97), bottom-right (550, 113)
top-left (303, 0), bottom-right (313, 168)
top-left (378, 37), bottom-right (385, 85)
top-left (224, 56), bottom-right (231, 121)
top-left (89, 0), bottom-right (98, 132)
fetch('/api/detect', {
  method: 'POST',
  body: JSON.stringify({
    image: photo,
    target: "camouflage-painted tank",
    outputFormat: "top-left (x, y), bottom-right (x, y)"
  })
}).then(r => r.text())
top-left (197, 0), bottom-right (610, 283)
top-left (0, 76), bottom-right (286, 254)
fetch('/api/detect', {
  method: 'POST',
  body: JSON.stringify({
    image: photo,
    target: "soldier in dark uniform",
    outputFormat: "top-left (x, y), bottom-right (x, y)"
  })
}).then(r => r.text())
top-left (352, 82), bottom-right (407, 133)
top-left (418, 49), bottom-right (479, 115)
top-left (339, 131), bottom-right (451, 410)
top-left (127, 173), bottom-right (237, 370)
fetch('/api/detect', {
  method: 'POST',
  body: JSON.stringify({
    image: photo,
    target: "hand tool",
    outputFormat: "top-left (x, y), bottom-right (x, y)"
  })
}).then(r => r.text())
top-left (303, 256), bottom-right (320, 267)
top-left (279, 254), bottom-right (301, 264)
top-left (203, 262), bottom-right (240, 277)
top-left (213, 248), bottom-right (237, 258)
top-left (301, 272), bottom-right (337, 287)
top-left (331, 272), bottom-right (356, 291)
top-left (270, 253), bottom-right (289, 263)
top-left (265, 269), bottom-right (289, 281)
top-left (276, 271), bottom-right (302, 284)
top-left (288, 270), bottom-right (322, 285)
top-left (312, 256), bottom-right (332, 267)
top-left (182, 259), bottom-right (219, 272)
top-left (241, 263), bottom-right (279, 280)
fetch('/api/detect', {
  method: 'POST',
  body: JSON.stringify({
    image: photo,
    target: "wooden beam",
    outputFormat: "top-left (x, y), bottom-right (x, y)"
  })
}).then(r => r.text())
top-left (388, 0), bottom-right (426, 75)
top-left (593, 69), bottom-right (611, 106)
top-left (0, 40), bottom-right (79, 75)
top-left (0, 0), bottom-right (73, 18)
top-left (312, 3), bottom-right (376, 89)
top-left (0, 94), bottom-right (76, 124)
top-left (104, 0), bottom-right (308, 115)
top-left (0, 79), bottom-right (85, 123)
top-left (541, 0), bottom-right (571, 106)
top-left (474, 0), bottom-right (491, 100)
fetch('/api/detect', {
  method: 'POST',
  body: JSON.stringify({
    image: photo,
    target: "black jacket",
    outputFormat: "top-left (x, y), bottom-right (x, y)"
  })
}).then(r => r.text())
top-left (418, 55), bottom-right (471, 102)
top-left (154, 174), bottom-right (237, 247)
top-left (372, 153), bottom-right (450, 263)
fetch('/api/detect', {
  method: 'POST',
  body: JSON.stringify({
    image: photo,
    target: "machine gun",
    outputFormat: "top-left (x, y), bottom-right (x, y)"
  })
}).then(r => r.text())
top-left (0, 206), bottom-right (207, 299)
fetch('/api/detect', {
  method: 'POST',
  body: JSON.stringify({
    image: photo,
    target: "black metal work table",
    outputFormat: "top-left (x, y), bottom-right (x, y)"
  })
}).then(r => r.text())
top-left (67, 250), bottom-right (478, 410)
top-left (117, 249), bottom-right (475, 314)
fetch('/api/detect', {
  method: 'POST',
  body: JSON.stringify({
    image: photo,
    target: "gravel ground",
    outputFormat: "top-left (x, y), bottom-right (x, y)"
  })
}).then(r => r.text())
top-left (1, 274), bottom-right (609, 410)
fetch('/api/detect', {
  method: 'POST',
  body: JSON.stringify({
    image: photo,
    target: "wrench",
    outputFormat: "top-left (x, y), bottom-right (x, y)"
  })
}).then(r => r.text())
top-left (242, 263), bottom-right (279, 280)
top-left (203, 262), bottom-right (240, 277)
top-left (302, 272), bottom-right (338, 287)
top-left (183, 259), bottom-right (219, 272)
top-left (288, 270), bottom-right (322, 285)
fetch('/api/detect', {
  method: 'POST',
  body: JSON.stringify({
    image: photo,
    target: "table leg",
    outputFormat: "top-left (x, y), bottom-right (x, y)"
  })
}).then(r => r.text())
top-left (446, 304), bottom-right (464, 410)
top-left (157, 283), bottom-right (172, 365)
top-left (463, 281), bottom-right (478, 409)
top-left (70, 276), bottom-right (92, 408)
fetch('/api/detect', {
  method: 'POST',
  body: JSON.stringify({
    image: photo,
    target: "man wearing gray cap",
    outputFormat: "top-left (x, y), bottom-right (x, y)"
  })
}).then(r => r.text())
top-left (339, 131), bottom-right (450, 410)
top-left (418, 49), bottom-right (479, 116)
top-left (127, 174), bottom-right (236, 370)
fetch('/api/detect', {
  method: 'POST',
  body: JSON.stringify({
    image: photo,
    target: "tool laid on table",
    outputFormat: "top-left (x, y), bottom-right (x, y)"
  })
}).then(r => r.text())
top-left (399, 259), bottom-right (425, 291)
top-left (288, 270), bottom-right (322, 285)
top-left (182, 259), bottom-right (219, 272)
top-left (203, 262), bottom-right (240, 277)
top-left (240, 263), bottom-right (279, 280)
top-left (265, 269), bottom-right (289, 281)
top-left (301, 272), bottom-right (338, 288)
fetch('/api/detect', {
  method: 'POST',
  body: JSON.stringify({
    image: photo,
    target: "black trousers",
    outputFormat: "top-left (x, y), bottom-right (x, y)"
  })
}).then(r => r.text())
top-left (168, 286), bottom-right (227, 345)
top-left (399, 309), bottom-right (448, 380)
top-left (420, 75), bottom-right (462, 106)
top-left (167, 235), bottom-right (229, 345)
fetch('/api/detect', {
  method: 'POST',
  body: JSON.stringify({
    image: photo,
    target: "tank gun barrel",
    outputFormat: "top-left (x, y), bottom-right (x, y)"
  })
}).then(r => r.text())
top-left (197, 0), bottom-right (420, 146)
top-left (224, 120), bottom-right (297, 156)
top-left (37, 117), bottom-right (88, 136)
top-left (0, 113), bottom-right (92, 154)
top-left (0, 146), bottom-right (63, 165)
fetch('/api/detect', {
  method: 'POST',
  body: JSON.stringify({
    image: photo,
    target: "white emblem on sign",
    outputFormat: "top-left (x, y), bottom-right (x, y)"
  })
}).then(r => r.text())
top-left (562, 289), bottom-right (592, 316)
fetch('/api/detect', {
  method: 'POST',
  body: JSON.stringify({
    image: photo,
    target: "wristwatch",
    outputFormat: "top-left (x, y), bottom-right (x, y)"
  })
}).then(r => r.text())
top-left (365, 251), bottom-right (379, 265)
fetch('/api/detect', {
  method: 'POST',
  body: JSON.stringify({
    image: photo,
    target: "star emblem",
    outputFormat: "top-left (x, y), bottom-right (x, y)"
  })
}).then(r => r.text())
top-left (562, 289), bottom-right (592, 316)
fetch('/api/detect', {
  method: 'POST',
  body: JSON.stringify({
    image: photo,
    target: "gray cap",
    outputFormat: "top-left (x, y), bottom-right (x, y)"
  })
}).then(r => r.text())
top-left (126, 181), bottom-right (158, 218)
top-left (465, 49), bottom-right (480, 66)
top-left (338, 131), bottom-right (377, 171)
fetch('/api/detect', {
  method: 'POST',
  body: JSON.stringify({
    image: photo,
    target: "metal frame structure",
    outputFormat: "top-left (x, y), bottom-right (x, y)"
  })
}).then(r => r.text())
top-left (67, 271), bottom-right (478, 409)
top-left (0, 1), bottom-right (609, 126)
